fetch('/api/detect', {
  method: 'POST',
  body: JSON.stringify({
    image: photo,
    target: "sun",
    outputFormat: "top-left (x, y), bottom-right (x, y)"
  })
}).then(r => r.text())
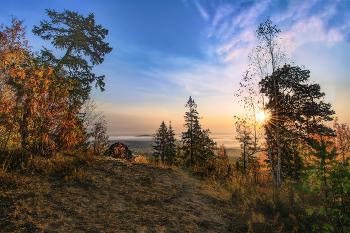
top-left (257, 111), bottom-right (268, 122)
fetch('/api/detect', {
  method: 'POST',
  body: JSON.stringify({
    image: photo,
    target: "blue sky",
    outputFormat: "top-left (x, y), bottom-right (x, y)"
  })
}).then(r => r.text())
top-left (1, 0), bottom-right (350, 137)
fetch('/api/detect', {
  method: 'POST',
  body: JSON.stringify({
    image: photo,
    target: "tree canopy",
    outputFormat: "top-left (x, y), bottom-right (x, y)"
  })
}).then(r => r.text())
top-left (33, 9), bottom-right (113, 101)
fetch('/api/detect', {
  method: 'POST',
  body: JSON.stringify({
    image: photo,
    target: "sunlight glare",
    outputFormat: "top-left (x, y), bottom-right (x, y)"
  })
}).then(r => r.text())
top-left (257, 111), bottom-right (267, 122)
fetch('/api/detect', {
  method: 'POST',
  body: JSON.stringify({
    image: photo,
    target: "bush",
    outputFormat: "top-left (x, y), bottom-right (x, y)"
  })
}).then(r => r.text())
top-left (134, 155), bottom-right (150, 164)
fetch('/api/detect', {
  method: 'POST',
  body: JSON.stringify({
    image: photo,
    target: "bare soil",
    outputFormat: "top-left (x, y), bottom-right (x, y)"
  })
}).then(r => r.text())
top-left (1, 157), bottom-right (237, 233)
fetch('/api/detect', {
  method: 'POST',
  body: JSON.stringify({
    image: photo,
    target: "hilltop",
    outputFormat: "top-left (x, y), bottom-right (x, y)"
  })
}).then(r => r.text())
top-left (1, 157), bottom-right (237, 232)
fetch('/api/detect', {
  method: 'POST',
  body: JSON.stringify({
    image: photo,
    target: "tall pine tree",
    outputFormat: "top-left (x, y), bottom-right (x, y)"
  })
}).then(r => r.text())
top-left (182, 96), bottom-right (216, 167)
top-left (182, 96), bottom-right (201, 166)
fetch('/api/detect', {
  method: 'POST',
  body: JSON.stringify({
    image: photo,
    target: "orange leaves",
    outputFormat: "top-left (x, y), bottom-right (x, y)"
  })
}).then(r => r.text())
top-left (0, 18), bottom-right (31, 81)
top-left (0, 18), bottom-right (85, 156)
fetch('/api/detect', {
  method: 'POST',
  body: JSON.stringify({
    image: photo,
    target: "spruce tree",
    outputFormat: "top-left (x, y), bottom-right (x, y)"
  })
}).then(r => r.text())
top-left (182, 96), bottom-right (216, 167)
top-left (166, 121), bottom-right (177, 165)
top-left (153, 121), bottom-right (168, 164)
top-left (182, 96), bottom-right (200, 166)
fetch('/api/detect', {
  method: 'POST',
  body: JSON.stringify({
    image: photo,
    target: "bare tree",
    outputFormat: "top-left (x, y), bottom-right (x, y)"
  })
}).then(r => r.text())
top-left (79, 98), bottom-right (109, 154)
top-left (237, 17), bottom-right (287, 185)
top-left (91, 117), bottom-right (109, 155)
top-left (255, 18), bottom-right (285, 184)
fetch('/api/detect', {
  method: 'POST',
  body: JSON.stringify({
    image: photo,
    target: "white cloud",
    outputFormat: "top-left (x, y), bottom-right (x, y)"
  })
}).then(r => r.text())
top-left (142, 56), bottom-right (248, 98)
top-left (194, 0), bottom-right (350, 64)
top-left (194, 0), bottom-right (210, 21)
top-left (212, 4), bottom-right (234, 27)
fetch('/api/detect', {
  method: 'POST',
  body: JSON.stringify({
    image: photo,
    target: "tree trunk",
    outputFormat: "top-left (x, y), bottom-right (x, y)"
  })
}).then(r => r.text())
top-left (272, 73), bottom-right (282, 184)
top-left (268, 142), bottom-right (276, 186)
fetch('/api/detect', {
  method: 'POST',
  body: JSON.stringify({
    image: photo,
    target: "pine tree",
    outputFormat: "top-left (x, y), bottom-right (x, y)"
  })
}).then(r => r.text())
top-left (260, 64), bottom-right (335, 180)
top-left (182, 96), bottom-right (216, 168)
top-left (182, 96), bottom-right (201, 166)
top-left (32, 9), bottom-right (113, 102)
top-left (153, 121), bottom-right (168, 164)
top-left (198, 128), bottom-right (217, 174)
top-left (166, 121), bottom-right (177, 166)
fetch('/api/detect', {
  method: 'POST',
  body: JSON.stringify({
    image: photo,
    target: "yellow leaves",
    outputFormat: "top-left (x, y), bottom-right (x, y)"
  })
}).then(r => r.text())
top-left (0, 17), bottom-right (86, 156)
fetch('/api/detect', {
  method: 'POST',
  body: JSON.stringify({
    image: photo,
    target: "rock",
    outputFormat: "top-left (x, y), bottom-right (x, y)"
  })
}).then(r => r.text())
top-left (105, 141), bottom-right (133, 161)
top-left (53, 213), bottom-right (60, 219)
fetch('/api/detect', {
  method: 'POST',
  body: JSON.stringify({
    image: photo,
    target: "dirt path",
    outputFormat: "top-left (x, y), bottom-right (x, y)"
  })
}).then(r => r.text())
top-left (1, 157), bottom-right (236, 232)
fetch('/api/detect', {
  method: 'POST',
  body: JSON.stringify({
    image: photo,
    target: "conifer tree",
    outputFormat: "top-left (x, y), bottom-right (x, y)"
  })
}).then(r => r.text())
top-left (239, 18), bottom-right (335, 183)
top-left (182, 96), bottom-right (216, 167)
top-left (32, 9), bottom-right (113, 102)
top-left (166, 121), bottom-right (177, 165)
top-left (182, 96), bottom-right (201, 166)
top-left (153, 121), bottom-right (168, 164)
top-left (153, 121), bottom-right (178, 165)
top-left (310, 135), bottom-right (338, 186)
top-left (260, 64), bottom-right (335, 180)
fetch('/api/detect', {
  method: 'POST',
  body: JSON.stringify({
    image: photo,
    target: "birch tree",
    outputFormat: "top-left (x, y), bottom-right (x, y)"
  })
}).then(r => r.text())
top-left (237, 18), bottom-right (286, 184)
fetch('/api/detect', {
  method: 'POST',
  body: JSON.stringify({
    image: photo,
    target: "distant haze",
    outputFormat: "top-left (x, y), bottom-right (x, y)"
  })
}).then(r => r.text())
top-left (109, 133), bottom-right (241, 149)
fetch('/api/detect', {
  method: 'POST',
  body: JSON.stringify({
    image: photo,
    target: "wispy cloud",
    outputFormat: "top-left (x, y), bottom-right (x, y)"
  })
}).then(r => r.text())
top-left (193, 0), bottom-right (350, 62)
top-left (142, 57), bottom-right (245, 97)
top-left (192, 1), bottom-right (272, 62)
top-left (141, 0), bottom-right (350, 99)
top-left (194, 0), bottom-right (210, 21)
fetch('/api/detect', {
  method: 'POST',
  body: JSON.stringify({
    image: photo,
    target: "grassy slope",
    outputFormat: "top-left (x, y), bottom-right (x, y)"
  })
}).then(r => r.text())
top-left (1, 157), bottom-right (237, 233)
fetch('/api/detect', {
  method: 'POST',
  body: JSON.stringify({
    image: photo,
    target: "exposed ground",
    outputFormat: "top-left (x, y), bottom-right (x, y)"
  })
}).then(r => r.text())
top-left (0, 157), bottom-right (237, 232)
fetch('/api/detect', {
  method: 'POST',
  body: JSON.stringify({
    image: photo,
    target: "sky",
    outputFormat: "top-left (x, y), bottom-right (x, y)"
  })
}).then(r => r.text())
top-left (1, 0), bottom-right (350, 138)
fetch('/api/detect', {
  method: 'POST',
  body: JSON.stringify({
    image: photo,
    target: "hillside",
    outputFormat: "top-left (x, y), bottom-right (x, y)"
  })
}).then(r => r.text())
top-left (1, 157), bottom-right (237, 232)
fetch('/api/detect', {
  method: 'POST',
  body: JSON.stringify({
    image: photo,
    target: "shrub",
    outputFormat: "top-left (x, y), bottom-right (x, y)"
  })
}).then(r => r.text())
top-left (134, 155), bottom-right (150, 164)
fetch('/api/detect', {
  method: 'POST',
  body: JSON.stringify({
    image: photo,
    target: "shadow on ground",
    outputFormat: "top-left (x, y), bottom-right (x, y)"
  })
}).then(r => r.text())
top-left (1, 157), bottom-right (237, 232)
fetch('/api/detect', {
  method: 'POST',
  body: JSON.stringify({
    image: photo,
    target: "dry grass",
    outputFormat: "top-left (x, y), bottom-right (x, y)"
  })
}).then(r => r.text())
top-left (0, 156), bottom-right (237, 232)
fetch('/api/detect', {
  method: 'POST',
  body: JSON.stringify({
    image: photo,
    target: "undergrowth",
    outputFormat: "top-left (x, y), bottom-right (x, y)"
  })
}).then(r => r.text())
top-left (1, 150), bottom-right (349, 232)
top-left (0, 147), bottom-right (101, 190)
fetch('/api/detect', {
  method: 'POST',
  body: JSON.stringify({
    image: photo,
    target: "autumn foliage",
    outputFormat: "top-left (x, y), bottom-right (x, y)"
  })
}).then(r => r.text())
top-left (0, 18), bottom-right (85, 158)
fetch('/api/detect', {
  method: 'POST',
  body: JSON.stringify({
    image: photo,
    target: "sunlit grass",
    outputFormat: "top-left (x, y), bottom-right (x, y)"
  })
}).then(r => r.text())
top-left (0, 146), bottom-right (347, 232)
